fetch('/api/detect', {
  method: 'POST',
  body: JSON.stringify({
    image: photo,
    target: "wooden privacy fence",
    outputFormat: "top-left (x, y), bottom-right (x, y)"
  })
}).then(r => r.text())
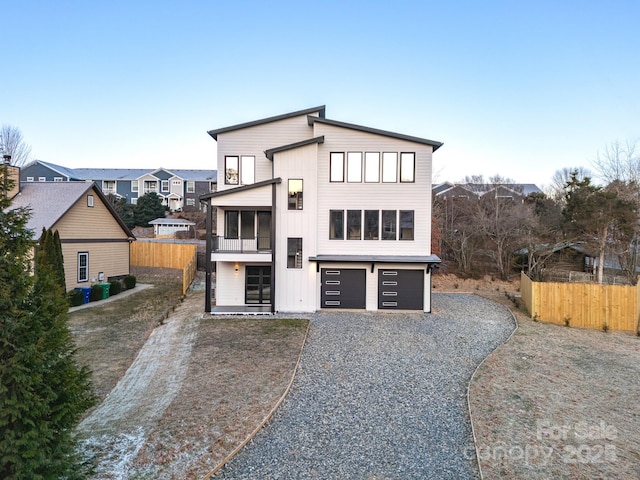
top-left (521, 271), bottom-right (640, 332)
top-left (131, 242), bottom-right (197, 295)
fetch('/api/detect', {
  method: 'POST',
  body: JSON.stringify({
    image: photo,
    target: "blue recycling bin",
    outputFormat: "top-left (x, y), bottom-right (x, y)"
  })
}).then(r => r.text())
top-left (74, 287), bottom-right (92, 304)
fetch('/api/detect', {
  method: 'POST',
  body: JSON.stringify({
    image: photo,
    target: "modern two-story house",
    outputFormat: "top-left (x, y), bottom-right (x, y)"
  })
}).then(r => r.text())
top-left (201, 106), bottom-right (442, 314)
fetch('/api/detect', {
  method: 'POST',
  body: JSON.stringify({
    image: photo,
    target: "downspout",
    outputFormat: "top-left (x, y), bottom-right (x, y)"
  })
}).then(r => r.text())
top-left (204, 198), bottom-right (212, 313)
top-left (271, 183), bottom-right (277, 314)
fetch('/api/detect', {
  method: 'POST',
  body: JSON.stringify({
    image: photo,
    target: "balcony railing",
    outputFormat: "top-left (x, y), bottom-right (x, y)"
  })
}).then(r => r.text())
top-left (213, 236), bottom-right (271, 253)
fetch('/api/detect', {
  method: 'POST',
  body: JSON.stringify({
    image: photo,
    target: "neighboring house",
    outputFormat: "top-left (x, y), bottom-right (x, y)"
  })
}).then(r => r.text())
top-left (201, 105), bottom-right (442, 314)
top-left (20, 161), bottom-right (217, 212)
top-left (9, 182), bottom-right (135, 292)
top-left (433, 181), bottom-right (542, 202)
top-left (149, 217), bottom-right (195, 238)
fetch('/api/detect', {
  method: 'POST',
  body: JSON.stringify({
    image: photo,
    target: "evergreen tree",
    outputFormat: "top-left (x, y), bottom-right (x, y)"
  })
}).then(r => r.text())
top-left (52, 230), bottom-right (66, 290)
top-left (0, 179), bottom-right (94, 478)
top-left (134, 192), bottom-right (167, 227)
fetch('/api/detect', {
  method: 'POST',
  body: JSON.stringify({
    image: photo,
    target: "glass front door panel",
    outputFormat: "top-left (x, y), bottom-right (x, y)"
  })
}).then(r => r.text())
top-left (246, 266), bottom-right (271, 304)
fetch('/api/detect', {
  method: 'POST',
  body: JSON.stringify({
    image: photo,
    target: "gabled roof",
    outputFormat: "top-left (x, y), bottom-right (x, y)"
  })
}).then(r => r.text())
top-left (264, 136), bottom-right (325, 161)
top-left (199, 178), bottom-right (282, 201)
top-left (171, 169), bottom-right (217, 181)
top-left (149, 218), bottom-right (195, 226)
top-left (24, 160), bottom-right (83, 180)
top-left (207, 106), bottom-right (326, 140)
top-left (308, 116), bottom-right (443, 151)
top-left (74, 168), bottom-right (151, 180)
top-left (434, 183), bottom-right (543, 197)
top-left (9, 182), bottom-right (135, 240)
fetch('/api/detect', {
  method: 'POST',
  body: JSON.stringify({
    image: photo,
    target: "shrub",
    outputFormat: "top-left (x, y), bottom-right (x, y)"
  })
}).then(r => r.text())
top-left (124, 275), bottom-right (136, 290)
top-left (109, 280), bottom-right (122, 296)
top-left (68, 289), bottom-right (84, 307)
top-left (602, 322), bottom-right (609, 333)
top-left (90, 285), bottom-right (102, 302)
top-left (564, 317), bottom-right (571, 327)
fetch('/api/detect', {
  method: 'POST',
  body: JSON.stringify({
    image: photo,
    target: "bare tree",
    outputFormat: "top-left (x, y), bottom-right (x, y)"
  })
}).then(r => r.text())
top-left (546, 166), bottom-right (593, 203)
top-left (592, 139), bottom-right (640, 184)
top-left (0, 125), bottom-right (32, 166)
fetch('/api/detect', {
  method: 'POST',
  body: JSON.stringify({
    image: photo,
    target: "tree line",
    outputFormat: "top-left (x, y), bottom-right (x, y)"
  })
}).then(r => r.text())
top-left (434, 140), bottom-right (640, 285)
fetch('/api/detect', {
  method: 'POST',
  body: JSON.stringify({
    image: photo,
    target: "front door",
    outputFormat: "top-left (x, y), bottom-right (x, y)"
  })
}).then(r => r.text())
top-left (246, 266), bottom-right (271, 304)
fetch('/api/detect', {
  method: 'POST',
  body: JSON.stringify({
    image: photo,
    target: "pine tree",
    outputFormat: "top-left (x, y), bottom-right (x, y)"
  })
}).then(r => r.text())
top-left (0, 178), bottom-right (95, 478)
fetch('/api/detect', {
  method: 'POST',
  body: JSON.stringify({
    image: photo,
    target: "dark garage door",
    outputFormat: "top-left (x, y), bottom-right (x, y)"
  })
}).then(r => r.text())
top-left (321, 269), bottom-right (366, 309)
top-left (378, 269), bottom-right (424, 310)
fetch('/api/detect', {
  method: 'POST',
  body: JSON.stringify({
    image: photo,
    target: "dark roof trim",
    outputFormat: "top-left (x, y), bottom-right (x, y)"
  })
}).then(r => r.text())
top-left (207, 106), bottom-right (326, 140)
top-left (199, 177), bottom-right (282, 201)
top-left (308, 254), bottom-right (441, 263)
top-left (308, 116), bottom-right (443, 151)
top-left (264, 136), bottom-right (325, 161)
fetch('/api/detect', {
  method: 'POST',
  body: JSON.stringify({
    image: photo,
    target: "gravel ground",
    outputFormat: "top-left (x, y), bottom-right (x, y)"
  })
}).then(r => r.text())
top-left (216, 294), bottom-right (516, 479)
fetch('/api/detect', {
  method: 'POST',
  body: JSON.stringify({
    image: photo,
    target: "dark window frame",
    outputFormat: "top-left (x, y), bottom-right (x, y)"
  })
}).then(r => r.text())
top-left (400, 152), bottom-right (415, 183)
top-left (225, 210), bottom-right (239, 239)
top-left (287, 238), bottom-right (303, 268)
top-left (347, 151), bottom-right (362, 183)
top-left (382, 152), bottom-right (398, 183)
top-left (240, 211), bottom-right (255, 239)
top-left (382, 210), bottom-right (397, 240)
top-left (329, 210), bottom-right (344, 240)
top-left (225, 156), bottom-right (239, 185)
top-left (364, 152), bottom-right (380, 183)
top-left (347, 210), bottom-right (362, 240)
top-left (330, 152), bottom-right (345, 182)
top-left (364, 210), bottom-right (379, 240)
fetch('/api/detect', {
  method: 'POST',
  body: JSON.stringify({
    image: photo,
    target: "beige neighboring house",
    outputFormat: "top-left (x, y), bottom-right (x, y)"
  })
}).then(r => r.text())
top-left (10, 181), bottom-right (135, 291)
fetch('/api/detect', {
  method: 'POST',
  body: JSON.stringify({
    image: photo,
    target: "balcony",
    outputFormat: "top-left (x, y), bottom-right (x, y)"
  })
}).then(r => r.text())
top-left (213, 236), bottom-right (271, 252)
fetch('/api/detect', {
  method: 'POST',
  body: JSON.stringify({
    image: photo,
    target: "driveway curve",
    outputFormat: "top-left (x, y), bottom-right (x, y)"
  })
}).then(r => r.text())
top-left (216, 293), bottom-right (516, 479)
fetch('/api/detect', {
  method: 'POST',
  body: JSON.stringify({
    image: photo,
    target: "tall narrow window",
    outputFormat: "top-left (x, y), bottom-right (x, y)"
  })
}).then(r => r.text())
top-left (287, 238), bottom-right (303, 268)
top-left (131, 180), bottom-right (138, 192)
top-left (382, 152), bottom-right (398, 183)
top-left (364, 210), bottom-right (379, 240)
top-left (241, 155), bottom-right (255, 185)
top-left (288, 179), bottom-right (303, 210)
top-left (87, 195), bottom-right (94, 207)
top-left (347, 210), bottom-right (361, 240)
top-left (399, 210), bottom-right (414, 240)
top-left (382, 210), bottom-right (397, 240)
top-left (161, 180), bottom-right (169, 192)
top-left (186, 181), bottom-right (195, 193)
top-left (330, 152), bottom-right (344, 182)
top-left (400, 153), bottom-right (415, 182)
top-left (241, 211), bottom-right (255, 239)
top-left (330, 210), bottom-right (344, 239)
top-left (78, 252), bottom-right (89, 282)
top-left (225, 210), bottom-right (239, 238)
top-left (347, 152), bottom-right (362, 182)
top-left (365, 152), bottom-right (380, 182)
top-left (225, 156), bottom-right (239, 185)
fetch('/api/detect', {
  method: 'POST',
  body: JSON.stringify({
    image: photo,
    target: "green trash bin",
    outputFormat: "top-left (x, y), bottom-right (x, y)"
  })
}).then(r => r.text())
top-left (97, 283), bottom-right (111, 300)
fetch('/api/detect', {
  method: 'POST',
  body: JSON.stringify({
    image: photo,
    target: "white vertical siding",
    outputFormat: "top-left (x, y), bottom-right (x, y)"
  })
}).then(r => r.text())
top-left (215, 113), bottom-right (318, 191)
top-left (312, 123), bottom-right (433, 257)
top-left (273, 143), bottom-right (319, 312)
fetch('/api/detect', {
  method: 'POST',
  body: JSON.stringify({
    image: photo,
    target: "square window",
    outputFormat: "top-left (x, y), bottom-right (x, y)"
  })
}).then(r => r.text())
top-left (287, 238), bottom-right (303, 268)
top-left (288, 179), bottom-right (303, 210)
top-left (364, 152), bottom-right (380, 182)
top-left (186, 198), bottom-right (195, 206)
top-left (400, 153), bottom-right (415, 182)
top-left (382, 210), bottom-right (397, 240)
top-left (330, 152), bottom-right (344, 182)
top-left (399, 210), bottom-right (414, 240)
top-left (347, 152), bottom-right (362, 182)
top-left (329, 210), bottom-right (344, 239)
top-left (225, 156), bottom-right (239, 185)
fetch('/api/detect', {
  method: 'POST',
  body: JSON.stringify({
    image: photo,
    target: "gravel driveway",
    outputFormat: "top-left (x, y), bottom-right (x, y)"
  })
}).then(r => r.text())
top-left (216, 294), bottom-right (516, 479)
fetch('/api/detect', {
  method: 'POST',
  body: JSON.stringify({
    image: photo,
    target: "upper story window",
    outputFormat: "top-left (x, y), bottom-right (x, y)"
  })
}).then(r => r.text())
top-left (382, 152), bottom-right (398, 183)
top-left (400, 153), bottom-right (415, 183)
top-left (225, 155), bottom-right (255, 185)
top-left (26, 176), bottom-right (34, 182)
top-left (382, 210), bottom-right (396, 240)
top-left (143, 180), bottom-right (157, 194)
top-left (54, 177), bottom-right (63, 182)
top-left (87, 195), bottom-right (94, 207)
top-left (161, 180), bottom-right (170, 192)
top-left (210, 181), bottom-right (216, 192)
top-left (364, 210), bottom-right (379, 240)
top-left (347, 210), bottom-right (361, 240)
top-left (288, 179), bottom-right (303, 210)
top-left (347, 152), bottom-right (362, 182)
top-left (364, 152), bottom-right (380, 182)
top-left (103, 180), bottom-right (116, 193)
top-left (186, 181), bottom-right (195, 193)
top-left (38, 177), bottom-right (46, 182)
top-left (172, 180), bottom-right (182, 185)
top-left (330, 153), bottom-right (344, 182)
top-left (287, 238), bottom-right (303, 268)
top-left (131, 180), bottom-right (139, 192)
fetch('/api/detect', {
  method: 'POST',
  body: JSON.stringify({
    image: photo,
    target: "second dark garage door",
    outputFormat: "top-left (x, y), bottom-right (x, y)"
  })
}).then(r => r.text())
top-left (378, 269), bottom-right (424, 310)
top-left (321, 269), bottom-right (366, 309)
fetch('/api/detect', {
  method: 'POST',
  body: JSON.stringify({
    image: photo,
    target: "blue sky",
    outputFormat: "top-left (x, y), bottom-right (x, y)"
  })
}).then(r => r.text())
top-left (3, 1), bottom-right (639, 187)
